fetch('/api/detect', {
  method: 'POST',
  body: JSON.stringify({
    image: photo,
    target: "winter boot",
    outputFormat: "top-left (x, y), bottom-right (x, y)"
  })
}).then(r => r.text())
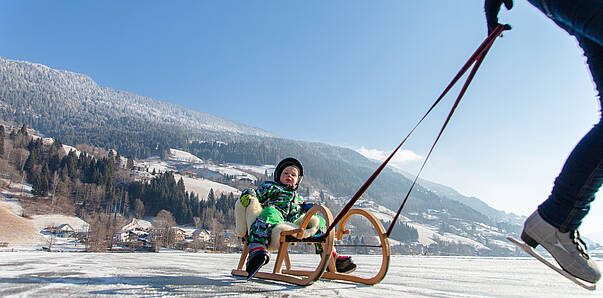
top-left (245, 248), bottom-right (270, 280)
top-left (521, 210), bottom-right (601, 283)
top-left (327, 253), bottom-right (357, 274)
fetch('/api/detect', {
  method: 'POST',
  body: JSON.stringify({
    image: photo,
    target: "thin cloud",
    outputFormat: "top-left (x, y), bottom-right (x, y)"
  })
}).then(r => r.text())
top-left (356, 146), bottom-right (422, 165)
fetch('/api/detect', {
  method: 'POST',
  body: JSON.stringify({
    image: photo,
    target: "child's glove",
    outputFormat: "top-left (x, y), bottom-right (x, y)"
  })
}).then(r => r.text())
top-left (240, 194), bottom-right (252, 207)
top-left (240, 189), bottom-right (257, 207)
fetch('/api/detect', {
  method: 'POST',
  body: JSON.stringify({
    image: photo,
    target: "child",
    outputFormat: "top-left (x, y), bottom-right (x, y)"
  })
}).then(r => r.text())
top-left (239, 157), bottom-right (356, 279)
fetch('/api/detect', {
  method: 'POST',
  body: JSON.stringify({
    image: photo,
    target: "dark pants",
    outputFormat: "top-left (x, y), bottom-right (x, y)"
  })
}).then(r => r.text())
top-left (528, 0), bottom-right (603, 232)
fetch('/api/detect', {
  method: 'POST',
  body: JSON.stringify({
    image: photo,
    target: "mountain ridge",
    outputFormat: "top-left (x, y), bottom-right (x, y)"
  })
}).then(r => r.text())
top-left (0, 56), bottom-right (276, 138)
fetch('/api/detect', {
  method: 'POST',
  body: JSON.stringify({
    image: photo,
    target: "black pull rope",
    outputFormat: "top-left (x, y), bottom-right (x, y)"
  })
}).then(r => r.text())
top-left (386, 30), bottom-right (499, 237)
top-left (323, 24), bottom-right (508, 237)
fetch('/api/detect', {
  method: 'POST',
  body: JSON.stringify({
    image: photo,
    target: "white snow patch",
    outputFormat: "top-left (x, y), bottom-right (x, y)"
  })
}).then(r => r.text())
top-left (62, 144), bottom-right (81, 157)
top-left (204, 164), bottom-right (256, 182)
top-left (31, 214), bottom-right (89, 232)
top-left (136, 156), bottom-right (170, 174)
top-left (438, 232), bottom-right (490, 250)
top-left (174, 174), bottom-right (240, 200)
top-left (0, 199), bottom-right (23, 216)
top-left (169, 149), bottom-right (203, 164)
top-left (230, 163), bottom-right (275, 176)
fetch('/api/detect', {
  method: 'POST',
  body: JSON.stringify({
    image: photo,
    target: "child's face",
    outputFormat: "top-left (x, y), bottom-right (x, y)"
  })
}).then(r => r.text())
top-left (279, 166), bottom-right (299, 188)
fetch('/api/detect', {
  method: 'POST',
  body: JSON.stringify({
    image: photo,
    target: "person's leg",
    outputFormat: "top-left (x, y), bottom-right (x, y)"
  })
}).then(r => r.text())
top-left (538, 27), bottom-right (603, 232)
top-left (246, 207), bottom-right (284, 277)
top-left (521, 1), bottom-right (602, 283)
top-left (312, 214), bottom-right (357, 273)
top-left (248, 206), bottom-right (285, 248)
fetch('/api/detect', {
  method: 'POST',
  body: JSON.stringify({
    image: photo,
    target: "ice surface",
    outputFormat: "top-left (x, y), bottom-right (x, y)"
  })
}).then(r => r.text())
top-left (0, 252), bottom-right (599, 297)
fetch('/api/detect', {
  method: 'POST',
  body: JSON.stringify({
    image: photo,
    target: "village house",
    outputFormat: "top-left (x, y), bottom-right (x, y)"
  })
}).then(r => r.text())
top-left (192, 229), bottom-right (211, 242)
top-left (55, 224), bottom-right (75, 238)
top-left (115, 218), bottom-right (152, 243)
top-left (170, 227), bottom-right (187, 242)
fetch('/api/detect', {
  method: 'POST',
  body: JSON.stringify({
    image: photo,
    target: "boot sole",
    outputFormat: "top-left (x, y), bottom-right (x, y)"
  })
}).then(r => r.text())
top-left (521, 231), bottom-right (539, 248)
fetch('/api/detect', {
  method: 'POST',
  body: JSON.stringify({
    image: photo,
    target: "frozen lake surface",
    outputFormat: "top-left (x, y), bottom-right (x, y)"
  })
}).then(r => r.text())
top-left (0, 252), bottom-right (599, 297)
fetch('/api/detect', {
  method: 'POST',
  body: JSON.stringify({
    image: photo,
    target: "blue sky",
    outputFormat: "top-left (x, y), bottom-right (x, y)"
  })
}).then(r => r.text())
top-left (1, 1), bottom-right (601, 236)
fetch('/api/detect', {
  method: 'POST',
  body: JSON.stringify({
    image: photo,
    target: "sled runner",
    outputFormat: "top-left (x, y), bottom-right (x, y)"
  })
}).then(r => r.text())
top-left (507, 236), bottom-right (597, 291)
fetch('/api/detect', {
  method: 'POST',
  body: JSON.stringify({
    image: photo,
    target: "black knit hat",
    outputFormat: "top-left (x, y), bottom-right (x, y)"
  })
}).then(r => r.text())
top-left (274, 157), bottom-right (304, 189)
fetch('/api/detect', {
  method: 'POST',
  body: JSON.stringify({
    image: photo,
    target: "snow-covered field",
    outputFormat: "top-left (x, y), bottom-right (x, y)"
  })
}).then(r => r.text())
top-left (173, 174), bottom-right (240, 200)
top-left (0, 252), bottom-right (599, 297)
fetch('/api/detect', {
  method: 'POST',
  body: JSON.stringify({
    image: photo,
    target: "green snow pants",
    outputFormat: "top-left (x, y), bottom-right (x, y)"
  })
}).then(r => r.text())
top-left (247, 206), bottom-right (327, 249)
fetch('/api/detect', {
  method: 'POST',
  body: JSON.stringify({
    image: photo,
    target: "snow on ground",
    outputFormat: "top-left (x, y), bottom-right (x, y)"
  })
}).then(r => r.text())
top-left (490, 238), bottom-right (517, 251)
top-left (1, 180), bottom-right (33, 196)
top-left (355, 199), bottom-right (397, 223)
top-left (0, 199), bottom-right (23, 216)
top-left (439, 232), bottom-right (489, 251)
top-left (168, 149), bottom-right (203, 164)
top-left (230, 163), bottom-right (275, 176)
top-left (137, 156), bottom-right (170, 174)
top-left (0, 252), bottom-right (599, 297)
top-left (62, 144), bottom-right (81, 157)
top-left (174, 174), bottom-right (240, 200)
top-left (204, 164), bottom-right (257, 182)
top-left (31, 215), bottom-right (89, 232)
top-left (407, 223), bottom-right (438, 246)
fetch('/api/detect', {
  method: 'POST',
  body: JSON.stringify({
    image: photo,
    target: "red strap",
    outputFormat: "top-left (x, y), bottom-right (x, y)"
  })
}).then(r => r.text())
top-left (324, 24), bottom-right (508, 237)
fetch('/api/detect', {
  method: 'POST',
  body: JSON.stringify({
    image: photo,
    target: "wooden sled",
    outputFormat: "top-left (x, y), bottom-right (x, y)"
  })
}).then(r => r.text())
top-left (232, 205), bottom-right (335, 286)
top-left (322, 208), bottom-right (390, 285)
top-left (231, 206), bottom-right (391, 286)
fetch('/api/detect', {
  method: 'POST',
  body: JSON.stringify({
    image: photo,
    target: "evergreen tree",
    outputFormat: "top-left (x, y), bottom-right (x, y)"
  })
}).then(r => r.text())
top-left (50, 139), bottom-right (63, 155)
top-left (19, 124), bottom-right (27, 136)
top-left (126, 156), bottom-right (134, 170)
top-left (24, 151), bottom-right (38, 181)
top-left (207, 188), bottom-right (215, 201)
top-left (40, 164), bottom-right (50, 196)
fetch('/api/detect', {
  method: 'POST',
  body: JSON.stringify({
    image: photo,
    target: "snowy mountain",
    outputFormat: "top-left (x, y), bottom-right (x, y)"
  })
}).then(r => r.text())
top-left (391, 167), bottom-right (523, 224)
top-left (0, 56), bottom-right (536, 255)
top-left (0, 57), bottom-right (276, 138)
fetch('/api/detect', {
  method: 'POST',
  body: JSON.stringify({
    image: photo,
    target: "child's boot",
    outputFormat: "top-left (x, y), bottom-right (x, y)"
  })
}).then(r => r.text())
top-left (246, 247), bottom-right (270, 280)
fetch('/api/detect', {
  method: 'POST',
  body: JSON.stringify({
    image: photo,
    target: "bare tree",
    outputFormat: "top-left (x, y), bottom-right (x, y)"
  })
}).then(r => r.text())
top-left (193, 217), bottom-right (201, 229)
top-left (85, 213), bottom-right (126, 252)
top-left (210, 220), bottom-right (225, 252)
top-left (134, 199), bottom-right (145, 219)
top-left (152, 210), bottom-right (176, 252)
top-left (86, 213), bottom-right (110, 252)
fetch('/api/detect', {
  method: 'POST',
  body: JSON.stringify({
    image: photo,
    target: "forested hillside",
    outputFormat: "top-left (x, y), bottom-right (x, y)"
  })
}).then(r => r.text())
top-left (0, 124), bottom-right (235, 228)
